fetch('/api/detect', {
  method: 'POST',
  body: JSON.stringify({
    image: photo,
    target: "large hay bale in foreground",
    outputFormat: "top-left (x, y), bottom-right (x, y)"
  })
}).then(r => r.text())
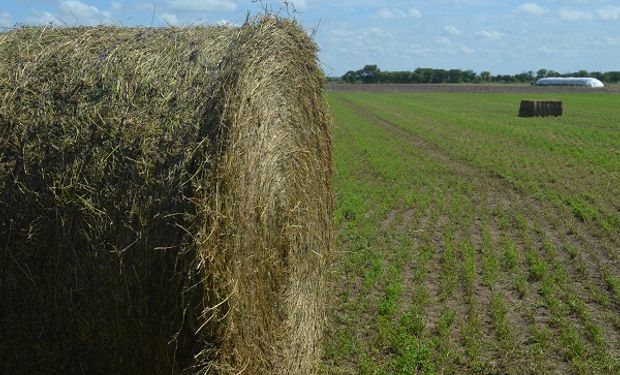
top-left (0, 17), bottom-right (332, 374)
top-left (519, 100), bottom-right (563, 117)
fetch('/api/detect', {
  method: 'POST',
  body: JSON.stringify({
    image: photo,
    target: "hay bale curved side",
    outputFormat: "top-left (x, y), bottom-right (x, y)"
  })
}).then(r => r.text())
top-left (0, 18), bottom-right (332, 374)
top-left (197, 19), bottom-right (333, 374)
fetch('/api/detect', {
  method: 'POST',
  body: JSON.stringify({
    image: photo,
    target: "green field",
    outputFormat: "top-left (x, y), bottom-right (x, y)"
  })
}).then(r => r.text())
top-left (322, 91), bottom-right (619, 374)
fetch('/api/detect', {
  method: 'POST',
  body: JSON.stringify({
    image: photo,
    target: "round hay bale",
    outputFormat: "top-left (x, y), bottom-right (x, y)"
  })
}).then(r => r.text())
top-left (0, 17), bottom-right (332, 374)
top-left (519, 100), bottom-right (563, 117)
top-left (519, 100), bottom-right (535, 117)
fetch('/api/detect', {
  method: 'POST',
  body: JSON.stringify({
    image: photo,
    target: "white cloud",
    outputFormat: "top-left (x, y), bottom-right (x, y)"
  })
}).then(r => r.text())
top-left (24, 1), bottom-right (114, 26)
top-left (538, 46), bottom-right (557, 55)
top-left (376, 8), bottom-right (397, 19)
top-left (110, 1), bottom-right (123, 11)
top-left (436, 36), bottom-right (452, 46)
top-left (601, 37), bottom-right (620, 46)
top-left (331, 28), bottom-right (356, 38)
top-left (408, 8), bottom-right (422, 18)
top-left (474, 30), bottom-right (503, 41)
top-left (376, 7), bottom-right (422, 20)
top-left (405, 46), bottom-right (432, 58)
top-left (160, 12), bottom-right (180, 25)
top-left (60, 0), bottom-right (112, 24)
top-left (289, 0), bottom-right (307, 12)
top-left (460, 46), bottom-right (474, 55)
top-left (0, 10), bottom-right (11, 27)
top-left (517, 3), bottom-right (547, 16)
top-left (559, 9), bottom-right (594, 22)
top-left (26, 10), bottom-right (60, 25)
top-left (165, 0), bottom-right (237, 12)
top-left (369, 27), bottom-right (392, 39)
top-left (443, 25), bottom-right (461, 36)
top-left (598, 6), bottom-right (620, 20)
top-left (217, 19), bottom-right (237, 26)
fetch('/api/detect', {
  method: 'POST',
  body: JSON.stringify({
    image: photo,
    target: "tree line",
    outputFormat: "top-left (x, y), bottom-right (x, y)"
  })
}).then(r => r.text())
top-left (335, 65), bottom-right (620, 84)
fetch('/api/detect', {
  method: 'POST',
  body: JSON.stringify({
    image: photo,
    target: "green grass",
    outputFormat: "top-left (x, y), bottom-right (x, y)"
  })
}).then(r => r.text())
top-left (322, 91), bottom-right (620, 374)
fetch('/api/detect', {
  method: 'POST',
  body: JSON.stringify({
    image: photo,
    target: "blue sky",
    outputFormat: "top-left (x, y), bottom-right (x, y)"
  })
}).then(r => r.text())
top-left (1, 1), bottom-right (619, 76)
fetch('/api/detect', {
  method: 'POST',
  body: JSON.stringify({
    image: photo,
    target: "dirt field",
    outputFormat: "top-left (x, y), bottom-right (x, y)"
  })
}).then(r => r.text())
top-left (322, 90), bottom-right (619, 374)
top-left (328, 83), bottom-right (620, 94)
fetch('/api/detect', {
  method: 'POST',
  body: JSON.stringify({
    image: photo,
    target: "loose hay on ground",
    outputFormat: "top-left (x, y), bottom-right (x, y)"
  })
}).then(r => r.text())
top-left (0, 17), bottom-right (332, 374)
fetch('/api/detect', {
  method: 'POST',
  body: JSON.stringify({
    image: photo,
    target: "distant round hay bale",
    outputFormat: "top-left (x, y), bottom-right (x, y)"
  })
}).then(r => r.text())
top-left (519, 100), bottom-right (563, 117)
top-left (0, 17), bottom-right (332, 374)
top-left (519, 100), bottom-right (535, 117)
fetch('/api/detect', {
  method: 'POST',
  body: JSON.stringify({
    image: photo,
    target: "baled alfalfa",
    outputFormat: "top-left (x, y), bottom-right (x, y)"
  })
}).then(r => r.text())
top-left (519, 100), bottom-right (536, 117)
top-left (519, 100), bottom-right (563, 117)
top-left (0, 17), bottom-right (332, 375)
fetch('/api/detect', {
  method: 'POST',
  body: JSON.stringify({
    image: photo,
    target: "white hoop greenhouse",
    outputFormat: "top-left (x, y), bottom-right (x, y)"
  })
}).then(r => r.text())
top-left (535, 77), bottom-right (605, 88)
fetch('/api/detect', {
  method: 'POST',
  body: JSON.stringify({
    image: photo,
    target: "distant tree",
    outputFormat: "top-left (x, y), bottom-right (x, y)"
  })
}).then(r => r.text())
top-left (342, 70), bottom-right (357, 83)
top-left (448, 69), bottom-right (463, 83)
top-left (590, 71), bottom-right (604, 81)
top-left (340, 65), bottom-right (620, 85)
top-left (495, 74), bottom-right (514, 83)
top-left (414, 68), bottom-right (432, 83)
top-left (431, 69), bottom-right (448, 83)
top-left (606, 71), bottom-right (620, 83)
top-left (360, 64), bottom-right (380, 83)
top-left (515, 71), bottom-right (534, 83)
top-left (462, 70), bottom-right (476, 83)
top-left (536, 69), bottom-right (548, 80)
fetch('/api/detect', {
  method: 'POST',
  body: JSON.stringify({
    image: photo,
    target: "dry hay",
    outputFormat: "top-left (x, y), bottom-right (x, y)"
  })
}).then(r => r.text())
top-left (519, 100), bottom-right (563, 117)
top-left (0, 17), bottom-right (332, 374)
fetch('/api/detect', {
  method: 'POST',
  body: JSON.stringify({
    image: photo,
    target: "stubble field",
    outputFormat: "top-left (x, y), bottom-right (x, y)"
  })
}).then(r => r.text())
top-left (322, 89), bottom-right (619, 374)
